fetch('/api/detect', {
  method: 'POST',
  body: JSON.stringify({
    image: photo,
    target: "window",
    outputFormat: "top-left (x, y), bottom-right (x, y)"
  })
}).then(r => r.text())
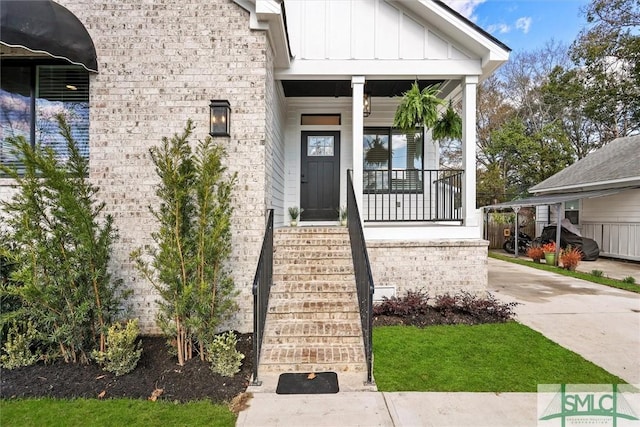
top-left (564, 199), bottom-right (580, 225)
top-left (1, 63), bottom-right (89, 170)
top-left (301, 114), bottom-right (341, 125)
top-left (363, 128), bottom-right (423, 192)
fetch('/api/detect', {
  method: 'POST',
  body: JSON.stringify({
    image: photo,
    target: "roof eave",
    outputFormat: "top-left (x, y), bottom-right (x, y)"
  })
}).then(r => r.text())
top-left (530, 177), bottom-right (640, 195)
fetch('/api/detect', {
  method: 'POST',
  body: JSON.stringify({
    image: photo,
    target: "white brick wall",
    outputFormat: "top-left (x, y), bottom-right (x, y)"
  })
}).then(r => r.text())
top-left (367, 239), bottom-right (489, 298)
top-left (52, 0), bottom-right (271, 333)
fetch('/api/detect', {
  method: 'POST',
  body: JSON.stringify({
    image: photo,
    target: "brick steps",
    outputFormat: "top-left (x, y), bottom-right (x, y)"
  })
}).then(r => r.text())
top-left (257, 227), bottom-right (367, 379)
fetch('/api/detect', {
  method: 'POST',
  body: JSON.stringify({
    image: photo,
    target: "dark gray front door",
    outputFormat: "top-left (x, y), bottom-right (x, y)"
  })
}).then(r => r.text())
top-left (300, 131), bottom-right (340, 221)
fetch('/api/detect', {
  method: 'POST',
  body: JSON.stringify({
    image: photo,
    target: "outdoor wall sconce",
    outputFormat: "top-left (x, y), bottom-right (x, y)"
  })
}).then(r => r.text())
top-left (363, 93), bottom-right (371, 117)
top-left (209, 100), bottom-right (231, 137)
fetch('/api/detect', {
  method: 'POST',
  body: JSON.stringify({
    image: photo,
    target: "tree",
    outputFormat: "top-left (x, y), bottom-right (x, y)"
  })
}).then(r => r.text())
top-left (570, 0), bottom-right (640, 139)
top-left (483, 119), bottom-right (574, 202)
top-left (131, 121), bottom-right (237, 365)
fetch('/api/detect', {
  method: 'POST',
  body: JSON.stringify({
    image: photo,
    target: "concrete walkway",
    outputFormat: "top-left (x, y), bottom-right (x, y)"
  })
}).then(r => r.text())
top-left (236, 258), bottom-right (640, 427)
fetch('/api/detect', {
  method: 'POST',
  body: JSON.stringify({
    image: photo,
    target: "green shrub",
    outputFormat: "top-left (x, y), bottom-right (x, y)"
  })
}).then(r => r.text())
top-left (0, 116), bottom-right (126, 363)
top-left (590, 269), bottom-right (604, 277)
top-left (206, 331), bottom-right (244, 377)
top-left (622, 276), bottom-right (636, 284)
top-left (0, 321), bottom-right (40, 369)
top-left (93, 319), bottom-right (142, 376)
top-left (131, 121), bottom-right (237, 366)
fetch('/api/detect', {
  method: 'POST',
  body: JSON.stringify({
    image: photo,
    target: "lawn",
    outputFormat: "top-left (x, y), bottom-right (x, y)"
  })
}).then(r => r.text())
top-left (0, 399), bottom-right (237, 427)
top-left (373, 322), bottom-right (625, 392)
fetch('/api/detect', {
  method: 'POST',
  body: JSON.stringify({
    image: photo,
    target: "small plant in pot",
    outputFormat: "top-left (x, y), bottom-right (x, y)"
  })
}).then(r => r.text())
top-left (526, 245), bottom-right (545, 263)
top-left (542, 242), bottom-right (557, 266)
top-left (288, 206), bottom-right (301, 226)
top-left (560, 246), bottom-right (583, 271)
top-left (339, 205), bottom-right (347, 226)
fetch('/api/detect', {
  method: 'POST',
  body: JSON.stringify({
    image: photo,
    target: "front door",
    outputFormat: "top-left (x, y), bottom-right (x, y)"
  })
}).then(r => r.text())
top-left (300, 131), bottom-right (340, 221)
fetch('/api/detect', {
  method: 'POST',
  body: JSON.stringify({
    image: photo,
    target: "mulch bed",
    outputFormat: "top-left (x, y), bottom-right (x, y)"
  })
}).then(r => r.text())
top-left (0, 333), bottom-right (253, 403)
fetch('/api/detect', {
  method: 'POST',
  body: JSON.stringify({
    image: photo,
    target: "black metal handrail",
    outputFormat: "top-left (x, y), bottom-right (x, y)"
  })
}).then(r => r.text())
top-left (251, 209), bottom-right (274, 386)
top-left (362, 169), bottom-right (463, 222)
top-left (347, 170), bottom-right (374, 385)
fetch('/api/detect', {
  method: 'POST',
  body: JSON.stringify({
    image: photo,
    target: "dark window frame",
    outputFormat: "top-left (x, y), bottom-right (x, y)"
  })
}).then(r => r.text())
top-left (1, 59), bottom-right (90, 173)
top-left (363, 126), bottom-right (424, 194)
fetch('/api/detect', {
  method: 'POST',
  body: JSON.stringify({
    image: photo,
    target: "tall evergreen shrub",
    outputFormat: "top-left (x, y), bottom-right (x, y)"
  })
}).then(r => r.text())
top-left (131, 120), bottom-right (237, 365)
top-left (0, 116), bottom-right (125, 363)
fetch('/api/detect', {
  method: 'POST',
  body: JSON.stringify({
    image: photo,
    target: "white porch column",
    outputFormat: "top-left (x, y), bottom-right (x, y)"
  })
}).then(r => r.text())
top-left (462, 75), bottom-right (478, 226)
top-left (351, 76), bottom-right (365, 218)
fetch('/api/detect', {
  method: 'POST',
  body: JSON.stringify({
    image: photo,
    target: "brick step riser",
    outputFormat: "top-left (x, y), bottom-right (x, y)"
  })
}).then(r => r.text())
top-left (258, 363), bottom-right (367, 374)
top-left (262, 336), bottom-right (363, 345)
top-left (268, 312), bottom-right (361, 320)
top-left (269, 292), bottom-right (356, 300)
top-left (275, 249), bottom-right (351, 256)
top-left (268, 301), bottom-right (357, 311)
top-left (276, 227), bottom-right (348, 233)
top-left (271, 284), bottom-right (356, 293)
top-left (273, 274), bottom-right (355, 282)
top-left (275, 267), bottom-right (355, 275)
top-left (259, 347), bottom-right (366, 363)
top-left (274, 259), bottom-right (352, 267)
top-left (265, 322), bottom-right (362, 335)
top-left (275, 237), bottom-right (349, 243)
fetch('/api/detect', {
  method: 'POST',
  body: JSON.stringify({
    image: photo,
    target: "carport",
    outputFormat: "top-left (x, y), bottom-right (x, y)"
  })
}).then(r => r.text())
top-left (482, 189), bottom-right (623, 260)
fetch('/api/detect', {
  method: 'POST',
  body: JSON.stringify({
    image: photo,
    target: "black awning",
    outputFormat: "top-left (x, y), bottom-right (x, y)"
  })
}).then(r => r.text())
top-left (0, 0), bottom-right (98, 72)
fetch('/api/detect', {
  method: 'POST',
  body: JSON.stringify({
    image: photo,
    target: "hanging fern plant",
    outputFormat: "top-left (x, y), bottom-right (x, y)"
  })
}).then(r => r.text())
top-left (393, 81), bottom-right (462, 143)
top-left (432, 101), bottom-right (462, 141)
top-left (393, 81), bottom-right (443, 133)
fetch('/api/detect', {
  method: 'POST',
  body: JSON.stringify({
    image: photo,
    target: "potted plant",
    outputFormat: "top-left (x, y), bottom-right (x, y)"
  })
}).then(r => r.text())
top-left (288, 206), bottom-right (301, 226)
top-left (526, 245), bottom-right (545, 263)
top-left (560, 246), bottom-right (583, 271)
top-left (542, 242), bottom-right (557, 266)
top-left (338, 205), bottom-right (347, 226)
top-left (393, 81), bottom-right (462, 143)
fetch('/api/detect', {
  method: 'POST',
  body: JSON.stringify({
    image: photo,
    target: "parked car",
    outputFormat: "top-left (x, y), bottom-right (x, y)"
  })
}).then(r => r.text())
top-left (534, 225), bottom-right (600, 261)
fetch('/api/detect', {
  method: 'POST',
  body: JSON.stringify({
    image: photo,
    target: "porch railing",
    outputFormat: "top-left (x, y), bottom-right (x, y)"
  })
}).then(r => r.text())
top-left (251, 209), bottom-right (274, 386)
top-left (347, 170), bottom-right (374, 385)
top-left (362, 169), bottom-right (463, 222)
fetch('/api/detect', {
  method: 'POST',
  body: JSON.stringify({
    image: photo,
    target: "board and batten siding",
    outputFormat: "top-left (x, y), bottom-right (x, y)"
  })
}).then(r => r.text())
top-left (581, 189), bottom-right (640, 261)
top-left (285, 0), bottom-right (474, 61)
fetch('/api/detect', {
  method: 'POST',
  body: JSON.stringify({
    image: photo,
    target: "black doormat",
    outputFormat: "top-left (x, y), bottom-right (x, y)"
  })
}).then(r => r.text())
top-left (276, 372), bottom-right (339, 394)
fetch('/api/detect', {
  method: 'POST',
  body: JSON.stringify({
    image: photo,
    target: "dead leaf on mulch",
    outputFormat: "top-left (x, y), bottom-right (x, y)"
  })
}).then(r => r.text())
top-left (307, 373), bottom-right (316, 380)
top-left (229, 392), bottom-right (253, 414)
top-left (98, 390), bottom-right (106, 399)
top-left (95, 375), bottom-right (106, 380)
top-left (148, 388), bottom-right (164, 401)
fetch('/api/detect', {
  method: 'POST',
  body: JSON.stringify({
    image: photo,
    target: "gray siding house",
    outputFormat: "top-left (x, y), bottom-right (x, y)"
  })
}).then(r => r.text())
top-left (531, 135), bottom-right (640, 261)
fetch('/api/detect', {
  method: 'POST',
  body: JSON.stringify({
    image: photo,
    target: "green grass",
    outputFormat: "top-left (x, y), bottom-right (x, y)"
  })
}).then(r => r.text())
top-left (373, 323), bottom-right (625, 392)
top-left (0, 399), bottom-right (237, 427)
top-left (489, 251), bottom-right (640, 294)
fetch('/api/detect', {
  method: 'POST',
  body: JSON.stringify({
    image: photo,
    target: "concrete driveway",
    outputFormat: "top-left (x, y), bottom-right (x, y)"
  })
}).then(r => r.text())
top-left (489, 257), bottom-right (640, 384)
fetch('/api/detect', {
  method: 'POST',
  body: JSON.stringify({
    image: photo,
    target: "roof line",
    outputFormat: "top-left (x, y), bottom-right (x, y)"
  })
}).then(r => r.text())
top-left (431, 0), bottom-right (512, 53)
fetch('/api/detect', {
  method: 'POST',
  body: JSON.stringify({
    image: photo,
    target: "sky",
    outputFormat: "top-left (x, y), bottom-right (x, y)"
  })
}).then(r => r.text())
top-left (442, 0), bottom-right (591, 53)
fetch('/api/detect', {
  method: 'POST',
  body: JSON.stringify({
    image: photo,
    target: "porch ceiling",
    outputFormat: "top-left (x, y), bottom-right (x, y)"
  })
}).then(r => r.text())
top-left (281, 79), bottom-right (444, 97)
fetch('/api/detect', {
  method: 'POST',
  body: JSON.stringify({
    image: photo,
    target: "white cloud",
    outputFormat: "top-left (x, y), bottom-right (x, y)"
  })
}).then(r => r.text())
top-left (441, 0), bottom-right (487, 21)
top-left (486, 23), bottom-right (511, 34)
top-left (515, 16), bottom-right (532, 34)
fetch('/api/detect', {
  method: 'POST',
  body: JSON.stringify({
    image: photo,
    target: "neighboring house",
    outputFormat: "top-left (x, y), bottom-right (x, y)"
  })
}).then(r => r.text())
top-left (1, 0), bottom-right (510, 336)
top-left (529, 135), bottom-right (640, 262)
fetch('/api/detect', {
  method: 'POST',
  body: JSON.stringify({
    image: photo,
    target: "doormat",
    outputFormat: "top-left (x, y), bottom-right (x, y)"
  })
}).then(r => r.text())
top-left (276, 372), bottom-right (339, 394)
